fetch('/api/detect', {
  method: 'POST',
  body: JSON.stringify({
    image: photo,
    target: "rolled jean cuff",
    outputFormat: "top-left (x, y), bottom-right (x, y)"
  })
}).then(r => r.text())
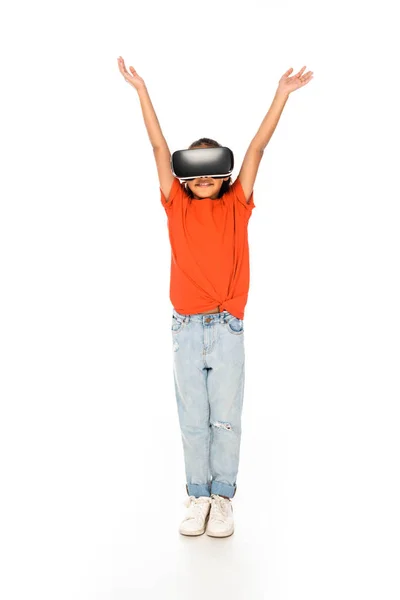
top-left (211, 480), bottom-right (236, 498)
top-left (186, 483), bottom-right (211, 497)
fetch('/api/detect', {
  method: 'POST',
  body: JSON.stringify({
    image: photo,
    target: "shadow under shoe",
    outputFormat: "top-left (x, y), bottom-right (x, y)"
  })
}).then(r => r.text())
top-left (179, 496), bottom-right (212, 536)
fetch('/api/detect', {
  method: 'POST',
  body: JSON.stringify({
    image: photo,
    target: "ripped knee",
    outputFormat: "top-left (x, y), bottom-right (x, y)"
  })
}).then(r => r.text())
top-left (211, 420), bottom-right (232, 431)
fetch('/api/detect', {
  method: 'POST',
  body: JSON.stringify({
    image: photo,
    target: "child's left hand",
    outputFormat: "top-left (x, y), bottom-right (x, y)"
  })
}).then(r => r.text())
top-left (277, 66), bottom-right (313, 95)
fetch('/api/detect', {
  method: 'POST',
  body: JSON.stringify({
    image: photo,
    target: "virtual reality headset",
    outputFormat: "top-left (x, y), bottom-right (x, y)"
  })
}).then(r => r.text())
top-left (171, 146), bottom-right (234, 181)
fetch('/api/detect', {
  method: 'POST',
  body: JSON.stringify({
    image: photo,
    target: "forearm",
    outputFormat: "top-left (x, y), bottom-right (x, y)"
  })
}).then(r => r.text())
top-left (136, 86), bottom-right (167, 149)
top-left (251, 90), bottom-right (289, 152)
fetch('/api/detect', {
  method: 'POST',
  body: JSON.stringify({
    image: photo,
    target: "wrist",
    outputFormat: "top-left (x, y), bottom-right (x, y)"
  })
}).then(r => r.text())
top-left (275, 87), bottom-right (289, 100)
top-left (136, 84), bottom-right (148, 95)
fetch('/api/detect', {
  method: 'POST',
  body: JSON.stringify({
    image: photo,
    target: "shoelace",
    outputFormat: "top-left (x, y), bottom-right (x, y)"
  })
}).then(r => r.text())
top-left (210, 494), bottom-right (231, 522)
top-left (183, 496), bottom-right (211, 521)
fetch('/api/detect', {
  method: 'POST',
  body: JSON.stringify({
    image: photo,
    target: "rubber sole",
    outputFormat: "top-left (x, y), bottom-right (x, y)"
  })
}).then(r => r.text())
top-left (206, 524), bottom-right (234, 537)
top-left (179, 527), bottom-right (206, 536)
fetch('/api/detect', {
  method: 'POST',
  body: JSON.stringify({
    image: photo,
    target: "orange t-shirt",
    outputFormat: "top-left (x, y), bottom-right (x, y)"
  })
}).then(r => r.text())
top-left (160, 177), bottom-right (256, 319)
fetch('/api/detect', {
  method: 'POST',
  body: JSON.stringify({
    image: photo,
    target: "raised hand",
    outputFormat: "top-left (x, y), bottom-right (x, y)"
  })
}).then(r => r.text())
top-left (117, 56), bottom-right (146, 91)
top-left (277, 66), bottom-right (313, 95)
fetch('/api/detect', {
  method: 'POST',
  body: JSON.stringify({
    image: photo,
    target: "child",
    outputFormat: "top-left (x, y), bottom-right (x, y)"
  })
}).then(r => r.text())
top-left (117, 56), bottom-right (313, 537)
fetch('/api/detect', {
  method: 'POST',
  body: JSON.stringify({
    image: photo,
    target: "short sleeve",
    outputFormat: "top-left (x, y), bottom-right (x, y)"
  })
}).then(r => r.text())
top-left (230, 178), bottom-right (256, 215)
top-left (160, 177), bottom-right (185, 213)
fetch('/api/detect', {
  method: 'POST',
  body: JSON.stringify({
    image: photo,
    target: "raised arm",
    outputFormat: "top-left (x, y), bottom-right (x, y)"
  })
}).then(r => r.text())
top-left (237, 65), bottom-right (314, 202)
top-left (117, 57), bottom-right (175, 201)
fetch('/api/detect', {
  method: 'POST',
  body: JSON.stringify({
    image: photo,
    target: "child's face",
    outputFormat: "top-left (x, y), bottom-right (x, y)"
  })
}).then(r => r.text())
top-left (185, 145), bottom-right (230, 200)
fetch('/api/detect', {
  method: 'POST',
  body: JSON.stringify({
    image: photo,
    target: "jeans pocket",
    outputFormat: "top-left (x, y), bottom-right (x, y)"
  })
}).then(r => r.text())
top-left (171, 314), bottom-right (184, 334)
top-left (226, 316), bottom-right (244, 335)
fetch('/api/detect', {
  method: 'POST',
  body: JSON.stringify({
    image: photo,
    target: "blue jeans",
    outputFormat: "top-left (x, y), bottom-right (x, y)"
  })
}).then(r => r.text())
top-left (171, 308), bottom-right (245, 499)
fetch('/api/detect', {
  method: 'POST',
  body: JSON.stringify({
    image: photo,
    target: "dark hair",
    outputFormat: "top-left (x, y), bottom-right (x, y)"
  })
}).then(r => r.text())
top-left (184, 137), bottom-right (232, 199)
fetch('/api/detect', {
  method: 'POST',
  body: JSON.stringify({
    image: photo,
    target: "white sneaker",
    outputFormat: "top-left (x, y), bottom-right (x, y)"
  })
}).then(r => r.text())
top-left (206, 494), bottom-right (234, 537)
top-left (179, 496), bottom-right (212, 536)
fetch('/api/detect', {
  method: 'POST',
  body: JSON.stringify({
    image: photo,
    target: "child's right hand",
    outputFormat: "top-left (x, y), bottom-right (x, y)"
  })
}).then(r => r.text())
top-left (117, 57), bottom-right (146, 91)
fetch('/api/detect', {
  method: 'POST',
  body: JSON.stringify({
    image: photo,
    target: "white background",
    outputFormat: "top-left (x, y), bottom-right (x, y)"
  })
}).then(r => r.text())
top-left (1, 0), bottom-right (399, 598)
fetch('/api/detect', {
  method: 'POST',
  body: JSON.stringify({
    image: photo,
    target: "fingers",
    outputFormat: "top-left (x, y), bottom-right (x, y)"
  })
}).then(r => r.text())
top-left (302, 71), bottom-right (314, 82)
top-left (294, 66), bottom-right (314, 85)
top-left (117, 57), bottom-right (143, 84)
top-left (117, 56), bottom-right (133, 83)
top-left (129, 66), bottom-right (143, 82)
top-left (118, 56), bottom-right (126, 70)
top-left (298, 67), bottom-right (313, 79)
top-left (295, 66), bottom-right (306, 77)
top-left (117, 56), bottom-right (128, 76)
